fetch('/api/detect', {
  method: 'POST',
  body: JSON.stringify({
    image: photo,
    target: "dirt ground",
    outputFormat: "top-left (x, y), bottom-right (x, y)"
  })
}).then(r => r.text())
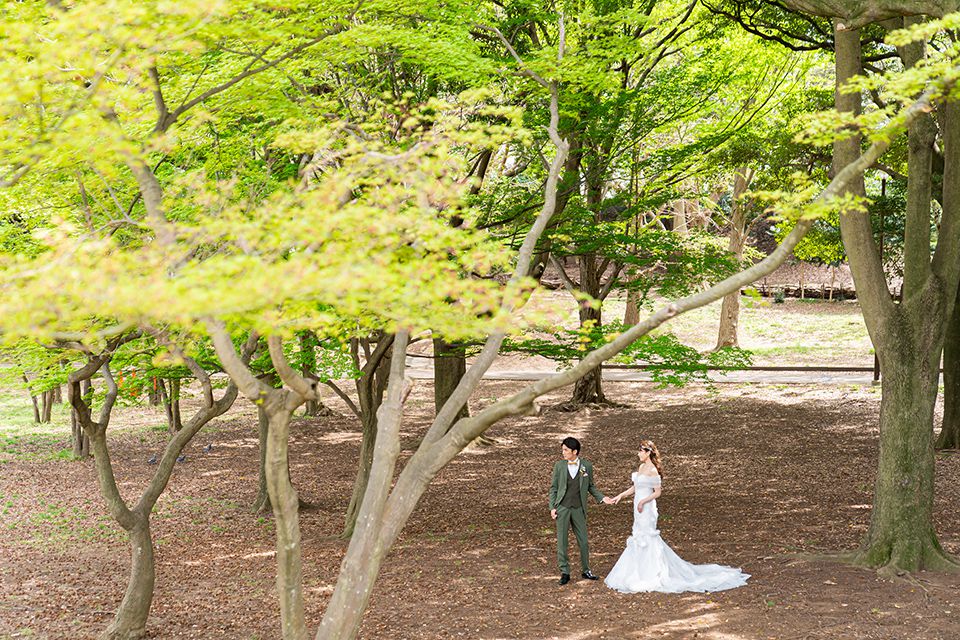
top-left (3, 380), bottom-right (960, 640)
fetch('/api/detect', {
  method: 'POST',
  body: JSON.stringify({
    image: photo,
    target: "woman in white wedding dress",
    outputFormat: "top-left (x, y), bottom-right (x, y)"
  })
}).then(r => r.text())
top-left (604, 440), bottom-right (749, 594)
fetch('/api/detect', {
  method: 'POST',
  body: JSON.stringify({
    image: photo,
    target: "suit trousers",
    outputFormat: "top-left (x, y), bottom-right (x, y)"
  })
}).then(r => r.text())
top-left (556, 505), bottom-right (589, 574)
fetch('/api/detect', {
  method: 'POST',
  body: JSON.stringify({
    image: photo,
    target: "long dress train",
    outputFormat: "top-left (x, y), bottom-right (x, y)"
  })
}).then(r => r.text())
top-left (604, 472), bottom-right (749, 594)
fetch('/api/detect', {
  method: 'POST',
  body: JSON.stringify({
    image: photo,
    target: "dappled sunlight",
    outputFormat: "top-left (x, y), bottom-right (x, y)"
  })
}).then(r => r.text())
top-left (640, 612), bottom-right (723, 637)
top-left (200, 470), bottom-right (232, 477)
top-left (317, 432), bottom-right (362, 444)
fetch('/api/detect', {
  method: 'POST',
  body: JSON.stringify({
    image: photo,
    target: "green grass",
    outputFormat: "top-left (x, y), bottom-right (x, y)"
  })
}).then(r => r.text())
top-left (524, 290), bottom-right (874, 366)
top-left (602, 295), bottom-right (873, 366)
top-left (0, 392), bottom-right (76, 461)
top-left (11, 499), bottom-right (127, 548)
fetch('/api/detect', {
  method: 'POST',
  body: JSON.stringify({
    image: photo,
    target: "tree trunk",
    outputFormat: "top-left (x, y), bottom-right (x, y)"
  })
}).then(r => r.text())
top-left (716, 167), bottom-right (753, 349)
top-left (71, 408), bottom-right (90, 459)
top-left (299, 331), bottom-right (323, 417)
top-left (148, 378), bottom-right (161, 406)
top-left (343, 345), bottom-right (392, 538)
top-left (159, 379), bottom-right (183, 433)
top-left (834, 22), bottom-right (959, 572)
top-left (253, 404), bottom-right (272, 513)
top-left (52, 385), bottom-right (62, 404)
top-left (570, 302), bottom-right (605, 405)
top-left (570, 255), bottom-right (605, 405)
top-left (937, 284), bottom-right (960, 448)
top-left (263, 394), bottom-right (308, 640)
top-left (40, 389), bottom-right (53, 423)
top-left (23, 373), bottom-right (40, 423)
top-left (623, 289), bottom-right (640, 327)
top-left (854, 329), bottom-right (955, 572)
top-left (433, 338), bottom-right (468, 422)
top-left (100, 521), bottom-right (155, 640)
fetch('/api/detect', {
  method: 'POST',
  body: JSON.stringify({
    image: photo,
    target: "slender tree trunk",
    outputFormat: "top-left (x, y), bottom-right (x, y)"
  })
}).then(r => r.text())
top-left (299, 332), bottom-right (323, 417)
top-left (22, 373), bottom-right (40, 423)
top-left (937, 284), bottom-right (960, 448)
top-left (71, 408), bottom-right (90, 459)
top-left (159, 379), bottom-right (183, 433)
top-left (716, 167), bottom-right (753, 349)
top-left (263, 394), bottom-right (308, 640)
top-left (40, 389), bottom-right (53, 423)
top-left (148, 378), bottom-right (161, 406)
top-left (253, 404), bottom-right (272, 513)
top-left (343, 345), bottom-right (392, 538)
top-left (100, 520), bottom-right (155, 640)
top-left (52, 385), bottom-right (62, 404)
top-left (72, 379), bottom-right (91, 459)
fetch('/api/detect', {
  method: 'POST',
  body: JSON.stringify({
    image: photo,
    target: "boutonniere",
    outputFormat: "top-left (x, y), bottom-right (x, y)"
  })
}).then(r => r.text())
top-left (580, 467), bottom-right (588, 477)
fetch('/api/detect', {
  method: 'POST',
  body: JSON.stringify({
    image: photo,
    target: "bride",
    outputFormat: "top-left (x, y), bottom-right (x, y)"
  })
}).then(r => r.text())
top-left (604, 440), bottom-right (750, 594)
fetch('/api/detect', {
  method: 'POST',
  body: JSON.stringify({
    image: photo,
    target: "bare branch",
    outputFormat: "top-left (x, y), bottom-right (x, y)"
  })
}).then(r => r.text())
top-left (548, 254), bottom-right (579, 296)
top-left (324, 380), bottom-right (361, 418)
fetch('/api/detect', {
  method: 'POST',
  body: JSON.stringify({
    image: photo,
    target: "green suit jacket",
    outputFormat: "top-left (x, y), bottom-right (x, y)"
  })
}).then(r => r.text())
top-left (549, 458), bottom-right (605, 511)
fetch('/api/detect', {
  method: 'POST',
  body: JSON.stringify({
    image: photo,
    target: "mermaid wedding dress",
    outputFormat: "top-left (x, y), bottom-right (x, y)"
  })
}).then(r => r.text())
top-left (604, 473), bottom-right (750, 593)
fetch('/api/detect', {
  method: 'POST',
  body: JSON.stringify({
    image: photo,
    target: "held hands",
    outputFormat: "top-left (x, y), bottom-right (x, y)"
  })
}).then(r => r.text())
top-left (602, 496), bottom-right (615, 505)
top-left (551, 508), bottom-right (557, 520)
top-left (610, 495), bottom-right (623, 505)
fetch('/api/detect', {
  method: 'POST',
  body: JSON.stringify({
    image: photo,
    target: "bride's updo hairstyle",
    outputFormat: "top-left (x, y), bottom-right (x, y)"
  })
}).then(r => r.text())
top-left (639, 440), bottom-right (663, 478)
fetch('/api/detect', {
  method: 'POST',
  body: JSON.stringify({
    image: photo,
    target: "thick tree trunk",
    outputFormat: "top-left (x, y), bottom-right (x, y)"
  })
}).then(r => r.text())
top-left (854, 330), bottom-right (955, 572)
top-left (433, 338), bottom-right (468, 422)
top-left (834, 22), bottom-right (960, 572)
top-left (937, 284), bottom-right (960, 448)
top-left (100, 522), bottom-right (155, 640)
top-left (263, 395), bottom-right (308, 640)
top-left (570, 256), bottom-right (605, 405)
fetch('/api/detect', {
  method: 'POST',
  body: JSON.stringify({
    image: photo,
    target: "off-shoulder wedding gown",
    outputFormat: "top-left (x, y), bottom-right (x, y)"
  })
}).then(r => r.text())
top-left (604, 472), bottom-right (750, 593)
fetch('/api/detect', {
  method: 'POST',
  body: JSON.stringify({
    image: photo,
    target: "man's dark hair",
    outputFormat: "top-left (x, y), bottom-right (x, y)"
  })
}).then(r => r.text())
top-left (562, 437), bottom-right (581, 454)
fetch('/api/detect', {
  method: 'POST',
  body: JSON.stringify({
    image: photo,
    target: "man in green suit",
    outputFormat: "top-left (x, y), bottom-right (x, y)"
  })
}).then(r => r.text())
top-left (549, 436), bottom-right (613, 585)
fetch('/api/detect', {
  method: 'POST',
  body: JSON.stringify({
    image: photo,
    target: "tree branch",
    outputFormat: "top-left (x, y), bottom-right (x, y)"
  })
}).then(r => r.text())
top-left (206, 319), bottom-right (270, 400)
top-left (324, 380), bottom-right (361, 418)
top-left (422, 17), bottom-right (570, 447)
top-left (267, 335), bottom-right (318, 400)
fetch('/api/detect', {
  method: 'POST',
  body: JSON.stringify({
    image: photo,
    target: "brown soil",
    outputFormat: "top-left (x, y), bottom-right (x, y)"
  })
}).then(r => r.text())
top-left (2, 381), bottom-right (960, 639)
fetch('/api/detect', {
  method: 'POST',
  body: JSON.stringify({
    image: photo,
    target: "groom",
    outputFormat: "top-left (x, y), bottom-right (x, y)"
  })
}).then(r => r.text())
top-left (549, 436), bottom-right (613, 585)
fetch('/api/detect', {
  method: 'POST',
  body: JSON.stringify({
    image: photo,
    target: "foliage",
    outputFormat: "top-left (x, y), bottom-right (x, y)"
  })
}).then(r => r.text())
top-left (504, 320), bottom-right (751, 387)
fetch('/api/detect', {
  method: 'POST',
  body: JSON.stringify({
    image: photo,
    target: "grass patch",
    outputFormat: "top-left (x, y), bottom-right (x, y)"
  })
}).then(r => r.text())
top-left (11, 499), bottom-right (127, 548)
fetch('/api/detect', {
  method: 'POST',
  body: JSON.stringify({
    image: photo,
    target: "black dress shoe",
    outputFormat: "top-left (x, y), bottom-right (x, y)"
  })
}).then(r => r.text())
top-left (581, 570), bottom-right (600, 580)
top-left (559, 573), bottom-right (571, 585)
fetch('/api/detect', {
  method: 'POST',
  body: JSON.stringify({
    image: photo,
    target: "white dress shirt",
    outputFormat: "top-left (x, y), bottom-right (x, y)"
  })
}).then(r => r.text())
top-left (567, 458), bottom-right (580, 479)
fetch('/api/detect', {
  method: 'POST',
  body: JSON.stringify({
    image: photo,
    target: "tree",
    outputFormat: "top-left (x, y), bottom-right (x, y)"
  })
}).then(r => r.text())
top-left (479, 1), bottom-right (800, 405)
top-left (0, 3), bottom-right (949, 639)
